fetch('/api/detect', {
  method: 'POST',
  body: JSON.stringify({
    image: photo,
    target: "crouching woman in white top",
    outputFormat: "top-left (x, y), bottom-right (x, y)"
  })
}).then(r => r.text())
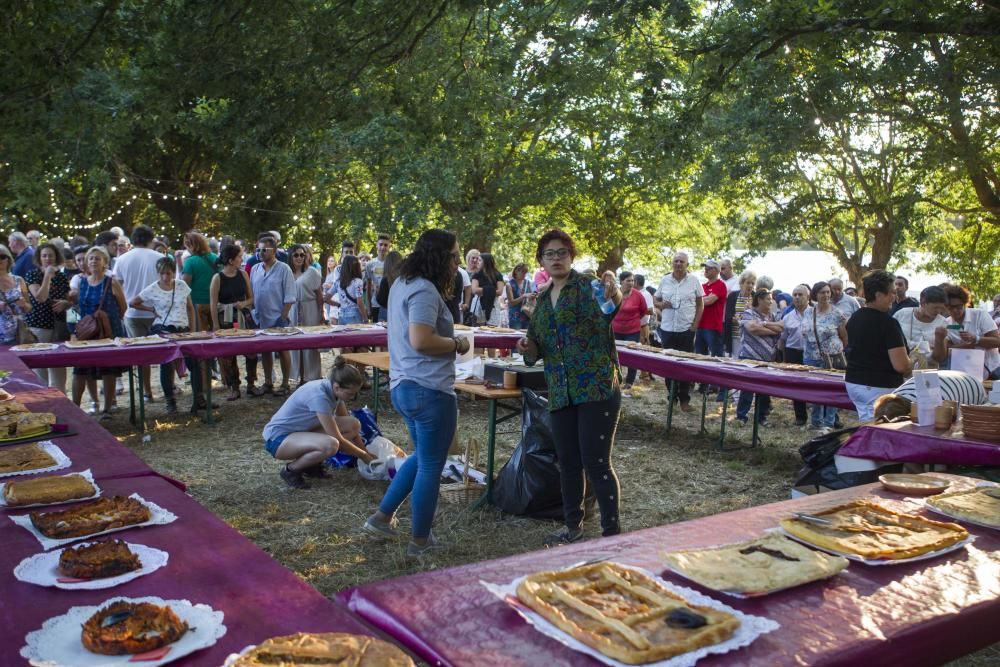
top-left (262, 356), bottom-right (374, 489)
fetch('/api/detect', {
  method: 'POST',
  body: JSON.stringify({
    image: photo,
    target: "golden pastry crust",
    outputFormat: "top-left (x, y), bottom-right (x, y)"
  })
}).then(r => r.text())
top-left (926, 488), bottom-right (1000, 528)
top-left (64, 338), bottom-right (115, 348)
top-left (0, 411), bottom-right (56, 438)
top-left (0, 442), bottom-right (56, 474)
top-left (30, 496), bottom-right (151, 539)
top-left (516, 562), bottom-right (740, 664)
top-left (231, 632), bottom-right (415, 666)
top-left (0, 400), bottom-right (29, 417)
top-left (214, 328), bottom-right (257, 337)
top-left (3, 473), bottom-right (95, 506)
top-left (59, 540), bottom-right (142, 579)
top-left (779, 501), bottom-right (968, 560)
top-left (662, 533), bottom-right (848, 595)
top-left (81, 601), bottom-right (188, 655)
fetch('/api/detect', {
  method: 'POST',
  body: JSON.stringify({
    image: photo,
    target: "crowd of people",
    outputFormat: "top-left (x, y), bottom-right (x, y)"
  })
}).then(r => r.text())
top-left (3, 223), bottom-right (999, 553)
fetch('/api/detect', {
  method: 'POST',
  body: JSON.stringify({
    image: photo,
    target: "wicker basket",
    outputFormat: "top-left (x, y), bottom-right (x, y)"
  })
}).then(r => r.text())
top-left (439, 438), bottom-right (486, 504)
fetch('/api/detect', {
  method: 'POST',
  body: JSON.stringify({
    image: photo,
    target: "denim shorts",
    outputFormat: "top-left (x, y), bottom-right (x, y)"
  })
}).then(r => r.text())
top-left (264, 433), bottom-right (288, 457)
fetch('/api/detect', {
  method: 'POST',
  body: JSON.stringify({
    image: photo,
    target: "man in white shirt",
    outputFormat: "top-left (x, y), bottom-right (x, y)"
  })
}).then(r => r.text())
top-left (829, 278), bottom-right (860, 319)
top-left (364, 233), bottom-right (391, 322)
top-left (654, 252), bottom-right (704, 412)
top-left (111, 224), bottom-right (163, 399)
top-left (933, 284), bottom-right (1000, 379)
top-left (720, 259), bottom-right (739, 294)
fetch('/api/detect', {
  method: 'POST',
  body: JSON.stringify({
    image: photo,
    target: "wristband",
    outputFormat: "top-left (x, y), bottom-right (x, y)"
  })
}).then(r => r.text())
top-left (453, 337), bottom-right (460, 353)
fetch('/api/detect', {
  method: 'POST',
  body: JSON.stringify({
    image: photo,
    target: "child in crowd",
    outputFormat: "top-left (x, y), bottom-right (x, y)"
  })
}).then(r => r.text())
top-left (262, 356), bottom-right (374, 489)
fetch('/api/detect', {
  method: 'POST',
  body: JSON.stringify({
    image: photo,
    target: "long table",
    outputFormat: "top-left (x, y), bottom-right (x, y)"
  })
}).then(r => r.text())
top-left (1, 476), bottom-right (375, 666)
top-left (339, 474), bottom-right (1000, 666)
top-left (0, 347), bottom-right (397, 664)
top-left (839, 421), bottom-right (1000, 467)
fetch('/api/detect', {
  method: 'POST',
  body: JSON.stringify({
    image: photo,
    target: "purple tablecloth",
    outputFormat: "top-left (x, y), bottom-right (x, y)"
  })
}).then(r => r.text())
top-left (1, 475), bottom-right (379, 666)
top-left (839, 422), bottom-right (1000, 466)
top-left (0, 348), bottom-right (158, 482)
top-left (14, 343), bottom-right (180, 369)
top-left (617, 347), bottom-right (854, 409)
top-left (339, 475), bottom-right (1000, 667)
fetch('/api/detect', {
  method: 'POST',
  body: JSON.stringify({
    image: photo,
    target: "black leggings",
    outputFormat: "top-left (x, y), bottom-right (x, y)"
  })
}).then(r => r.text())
top-left (550, 393), bottom-right (622, 536)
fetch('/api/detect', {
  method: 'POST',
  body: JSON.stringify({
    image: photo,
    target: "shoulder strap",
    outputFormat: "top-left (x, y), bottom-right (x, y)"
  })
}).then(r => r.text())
top-left (812, 307), bottom-right (823, 351)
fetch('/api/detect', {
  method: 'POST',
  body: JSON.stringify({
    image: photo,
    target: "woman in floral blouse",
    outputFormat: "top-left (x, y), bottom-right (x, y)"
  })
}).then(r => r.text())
top-left (517, 229), bottom-right (623, 545)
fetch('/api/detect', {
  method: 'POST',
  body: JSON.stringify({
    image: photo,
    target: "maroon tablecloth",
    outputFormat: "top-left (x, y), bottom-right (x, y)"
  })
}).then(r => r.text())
top-left (617, 347), bottom-right (854, 409)
top-left (0, 348), bottom-right (158, 482)
top-left (338, 475), bottom-right (1000, 666)
top-left (1, 475), bottom-right (378, 666)
top-left (14, 343), bottom-right (180, 369)
top-left (839, 422), bottom-right (1000, 466)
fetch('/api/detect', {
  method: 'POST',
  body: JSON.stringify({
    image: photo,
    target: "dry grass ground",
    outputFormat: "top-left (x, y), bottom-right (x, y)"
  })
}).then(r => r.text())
top-left (101, 355), bottom-right (996, 666)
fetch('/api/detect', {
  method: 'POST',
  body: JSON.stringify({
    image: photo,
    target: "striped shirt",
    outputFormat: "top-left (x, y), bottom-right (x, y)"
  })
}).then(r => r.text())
top-left (738, 308), bottom-right (780, 361)
top-left (894, 371), bottom-right (987, 405)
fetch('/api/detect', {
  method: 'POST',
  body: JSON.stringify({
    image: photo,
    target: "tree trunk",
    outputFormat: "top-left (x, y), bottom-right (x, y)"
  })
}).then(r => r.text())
top-left (597, 241), bottom-right (628, 275)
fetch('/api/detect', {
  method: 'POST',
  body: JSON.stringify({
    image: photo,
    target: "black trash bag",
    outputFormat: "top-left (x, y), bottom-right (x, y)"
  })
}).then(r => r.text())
top-left (492, 389), bottom-right (594, 520)
top-left (794, 426), bottom-right (901, 493)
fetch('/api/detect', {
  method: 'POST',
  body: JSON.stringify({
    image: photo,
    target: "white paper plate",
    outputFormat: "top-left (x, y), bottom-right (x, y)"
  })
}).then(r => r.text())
top-left (260, 329), bottom-right (301, 336)
top-left (779, 529), bottom-right (974, 566)
top-left (0, 442), bottom-right (71, 479)
top-left (63, 340), bottom-right (116, 349)
top-left (114, 335), bottom-right (169, 347)
top-left (9, 493), bottom-right (178, 550)
top-left (20, 595), bottom-right (226, 667)
top-left (922, 500), bottom-right (1000, 531)
top-left (1, 469), bottom-right (100, 509)
top-left (10, 343), bottom-right (59, 352)
top-left (294, 326), bottom-right (333, 335)
top-left (14, 541), bottom-right (169, 590)
top-left (482, 563), bottom-right (779, 667)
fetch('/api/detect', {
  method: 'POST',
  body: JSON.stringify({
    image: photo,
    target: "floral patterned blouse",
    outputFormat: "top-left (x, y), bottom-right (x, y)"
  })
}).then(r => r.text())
top-left (525, 270), bottom-right (621, 411)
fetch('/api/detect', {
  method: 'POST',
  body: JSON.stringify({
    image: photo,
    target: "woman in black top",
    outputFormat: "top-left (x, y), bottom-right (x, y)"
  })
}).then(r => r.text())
top-left (210, 244), bottom-right (254, 400)
top-left (26, 243), bottom-right (71, 391)
top-left (470, 252), bottom-right (506, 325)
top-left (845, 270), bottom-right (912, 421)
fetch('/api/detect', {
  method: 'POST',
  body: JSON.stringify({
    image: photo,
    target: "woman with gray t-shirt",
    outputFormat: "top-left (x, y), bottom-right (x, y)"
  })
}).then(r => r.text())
top-left (362, 230), bottom-right (471, 558)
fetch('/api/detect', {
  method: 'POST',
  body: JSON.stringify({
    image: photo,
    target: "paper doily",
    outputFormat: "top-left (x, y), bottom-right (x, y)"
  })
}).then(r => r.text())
top-left (0, 442), bottom-right (72, 479)
top-left (14, 541), bottom-right (169, 590)
top-left (20, 595), bottom-right (226, 667)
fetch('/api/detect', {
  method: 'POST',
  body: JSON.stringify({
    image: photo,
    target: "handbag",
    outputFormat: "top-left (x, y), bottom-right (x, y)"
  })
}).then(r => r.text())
top-left (813, 307), bottom-right (847, 370)
top-left (75, 278), bottom-right (113, 340)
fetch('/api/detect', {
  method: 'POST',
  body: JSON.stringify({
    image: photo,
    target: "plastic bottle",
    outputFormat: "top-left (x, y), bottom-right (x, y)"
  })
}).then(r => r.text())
top-left (591, 279), bottom-right (616, 315)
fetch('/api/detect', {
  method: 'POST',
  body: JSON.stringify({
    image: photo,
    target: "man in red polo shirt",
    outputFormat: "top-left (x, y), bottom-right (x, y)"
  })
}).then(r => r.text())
top-left (695, 260), bottom-right (728, 393)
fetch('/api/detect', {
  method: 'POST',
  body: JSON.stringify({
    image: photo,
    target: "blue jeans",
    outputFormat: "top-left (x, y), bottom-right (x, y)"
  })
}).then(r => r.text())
top-left (614, 331), bottom-right (640, 385)
top-left (736, 387), bottom-right (771, 421)
top-left (805, 356), bottom-right (838, 427)
top-left (378, 381), bottom-right (458, 539)
top-left (694, 328), bottom-right (725, 357)
top-left (695, 328), bottom-right (726, 400)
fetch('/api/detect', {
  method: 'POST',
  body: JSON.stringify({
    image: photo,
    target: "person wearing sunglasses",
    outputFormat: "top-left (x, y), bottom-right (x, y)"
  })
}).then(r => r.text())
top-left (249, 234), bottom-right (295, 396)
top-left (286, 243), bottom-right (324, 384)
top-left (516, 229), bottom-right (624, 547)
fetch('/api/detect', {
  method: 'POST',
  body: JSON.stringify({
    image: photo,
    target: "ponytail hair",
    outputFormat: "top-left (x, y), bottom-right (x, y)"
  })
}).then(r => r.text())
top-left (328, 355), bottom-right (364, 388)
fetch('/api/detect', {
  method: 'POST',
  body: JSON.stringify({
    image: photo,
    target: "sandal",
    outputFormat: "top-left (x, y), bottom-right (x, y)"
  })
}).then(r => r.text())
top-left (249, 384), bottom-right (272, 398)
top-left (273, 384), bottom-right (290, 397)
top-left (226, 389), bottom-right (241, 401)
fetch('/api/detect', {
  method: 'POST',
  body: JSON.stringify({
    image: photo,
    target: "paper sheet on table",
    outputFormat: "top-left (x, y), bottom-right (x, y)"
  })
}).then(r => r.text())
top-left (913, 370), bottom-right (942, 425)
top-left (950, 348), bottom-right (986, 380)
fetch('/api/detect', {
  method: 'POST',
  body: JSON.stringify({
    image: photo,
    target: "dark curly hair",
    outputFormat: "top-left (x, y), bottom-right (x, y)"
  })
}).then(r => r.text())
top-left (942, 283), bottom-right (971, 306)
top-left (861, 270), bottom-right (894, 302)
top-left (398, 229), bottom-right (458, 297)
top-left (535, 229), bottom-right (576, 264)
